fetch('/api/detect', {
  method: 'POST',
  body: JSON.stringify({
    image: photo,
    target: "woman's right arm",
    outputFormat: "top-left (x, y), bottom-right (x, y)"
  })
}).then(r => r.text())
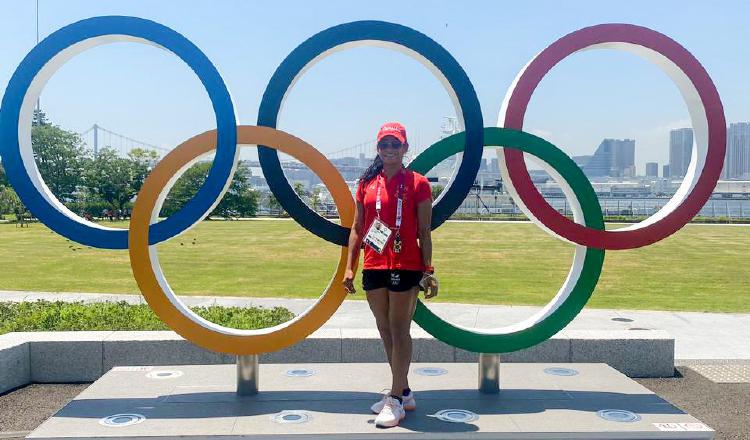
top-left (343, 200), bottom-right (365, 294)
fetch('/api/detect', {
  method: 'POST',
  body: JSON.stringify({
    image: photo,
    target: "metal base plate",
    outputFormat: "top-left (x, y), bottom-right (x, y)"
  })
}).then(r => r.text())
top-left (28, 363), bottom-right (713, 440)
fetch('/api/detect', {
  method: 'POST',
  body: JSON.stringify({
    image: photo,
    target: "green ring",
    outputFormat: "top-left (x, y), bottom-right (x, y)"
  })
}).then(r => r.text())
top-left (408, 127), bottom-right (605, 353)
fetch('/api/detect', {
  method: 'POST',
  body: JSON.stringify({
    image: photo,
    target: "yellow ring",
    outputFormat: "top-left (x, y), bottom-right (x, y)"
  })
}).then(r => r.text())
top-left (129, 125), bottom-right (354, 355)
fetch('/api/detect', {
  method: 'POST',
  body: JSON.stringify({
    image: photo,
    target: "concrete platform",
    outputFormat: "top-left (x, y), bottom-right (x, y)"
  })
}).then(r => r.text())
top-left (28, 363), bottom-right (713, 439)
top-left (0, 329), bottom-right (675, 395)
top-left (6, 289), bottom-right (749, 361)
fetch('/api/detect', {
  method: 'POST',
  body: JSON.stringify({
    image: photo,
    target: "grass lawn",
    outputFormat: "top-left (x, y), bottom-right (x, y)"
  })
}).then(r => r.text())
top-left (0, 219), bottom-right (747, 313)
top-left (0, 300), bottom-right (293, 335)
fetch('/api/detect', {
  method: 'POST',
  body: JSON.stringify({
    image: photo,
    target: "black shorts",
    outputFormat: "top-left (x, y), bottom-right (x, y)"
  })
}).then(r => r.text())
top-left (362, 269), bottom-right (422, 292)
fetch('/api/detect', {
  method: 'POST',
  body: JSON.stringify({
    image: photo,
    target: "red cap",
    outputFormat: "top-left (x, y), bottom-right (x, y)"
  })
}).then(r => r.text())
top-left (376, 122), bottom-right (407, 144)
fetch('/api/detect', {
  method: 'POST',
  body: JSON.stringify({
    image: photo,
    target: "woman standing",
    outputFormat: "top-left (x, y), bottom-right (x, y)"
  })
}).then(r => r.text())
top-left (343, 122), bottom-right (439, 428)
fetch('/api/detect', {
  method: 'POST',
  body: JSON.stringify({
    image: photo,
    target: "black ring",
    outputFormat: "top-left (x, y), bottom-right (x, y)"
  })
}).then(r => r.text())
top-left (257, 20), bottom-right (483, 245)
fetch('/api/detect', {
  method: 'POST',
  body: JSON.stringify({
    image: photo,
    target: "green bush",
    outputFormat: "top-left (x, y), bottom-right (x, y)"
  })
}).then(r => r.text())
top-left (0, 300), bottom-right (294, 335)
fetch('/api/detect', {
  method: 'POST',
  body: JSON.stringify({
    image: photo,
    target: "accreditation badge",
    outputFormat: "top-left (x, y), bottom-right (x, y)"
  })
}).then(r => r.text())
top-left (363, 218), bottom-right (392, 254)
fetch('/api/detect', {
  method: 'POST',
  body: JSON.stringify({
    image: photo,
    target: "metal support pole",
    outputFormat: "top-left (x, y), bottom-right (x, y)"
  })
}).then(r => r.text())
top-left (478, 353), bottom-right (500, 394)
top-left (726, 201), bottom-right (731, 223)
top-left (35, 0), bottom-right (40, 114)
top-left (237, 355), bottom-right (259, 396)
top-left (93, 124), bottom-right (99, 156)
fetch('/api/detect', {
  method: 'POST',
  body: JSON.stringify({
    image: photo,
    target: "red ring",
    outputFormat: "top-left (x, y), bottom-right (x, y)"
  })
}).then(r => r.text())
top-left (501, 24), bottom-right (725, 250)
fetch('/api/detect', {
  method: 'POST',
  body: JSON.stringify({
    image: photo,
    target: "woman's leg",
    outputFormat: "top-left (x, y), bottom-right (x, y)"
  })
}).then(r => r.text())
top-left (387, 286), bottom-right (419, 396)
top-left (366, 288), bottom-right (393, 365)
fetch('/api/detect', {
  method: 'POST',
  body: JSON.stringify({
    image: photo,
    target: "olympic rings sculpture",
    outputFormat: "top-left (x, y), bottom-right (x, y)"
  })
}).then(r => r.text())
top-left (0, 17), bottom-right (725, 355)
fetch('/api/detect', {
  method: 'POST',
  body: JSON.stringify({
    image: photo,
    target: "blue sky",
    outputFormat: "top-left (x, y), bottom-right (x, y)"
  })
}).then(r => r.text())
top-left (1, 0), bottom-right (748, 173)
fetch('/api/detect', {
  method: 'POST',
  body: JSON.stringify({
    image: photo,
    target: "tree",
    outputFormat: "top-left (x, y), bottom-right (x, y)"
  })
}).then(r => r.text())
top-left (160, 162), bottom-right (258, 218)
top-left (212, 165), bottom-right (259, 218)
top-left (32, 123), bottom-right (88, 202)
top-left (0, 162), bottom-right (8, 187)
top-left (311, 188), bottom-right (321, 212)
top-left (128, 148), bottom-right (160, 191)
top-left (32, 108), bottom-right (49, 127)
top-left (268, 192), bottom-right (284, 217)
top-left (432, 184), bottom-right (444, 200)
top-left (0, 186), bottom-right (24, 218)
top-left (293, 182), bottom-right (307, 200)
top-left (27, 109), bottom-right (165, 217)
top-left (82, 148), bottom-right (140, 212)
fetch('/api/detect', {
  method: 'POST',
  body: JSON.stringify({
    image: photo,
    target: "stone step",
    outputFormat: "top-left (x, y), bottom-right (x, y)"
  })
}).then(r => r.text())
top-left (0, 329), bottom-right (674, 393)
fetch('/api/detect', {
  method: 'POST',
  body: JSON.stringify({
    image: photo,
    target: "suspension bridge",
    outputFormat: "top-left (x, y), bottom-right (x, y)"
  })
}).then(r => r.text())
top-left (75, 117), bottom-right (456, 164)
top-left (78, 124), bottom-right (170, 158)
top-left (326, 128), bottom-right (436, 163)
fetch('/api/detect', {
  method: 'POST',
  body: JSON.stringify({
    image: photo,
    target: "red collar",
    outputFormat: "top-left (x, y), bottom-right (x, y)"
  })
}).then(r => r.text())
top-left (379, 166), bottom-right (406, 181)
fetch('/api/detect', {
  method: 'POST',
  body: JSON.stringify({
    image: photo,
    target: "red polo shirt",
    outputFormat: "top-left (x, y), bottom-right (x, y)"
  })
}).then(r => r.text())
top-left (356, 168), bottom-right (432, 271)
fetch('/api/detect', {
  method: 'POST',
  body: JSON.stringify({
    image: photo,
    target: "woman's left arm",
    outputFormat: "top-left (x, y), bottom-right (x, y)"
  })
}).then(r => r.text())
top-left (417, 199), bottom-right (438, 298)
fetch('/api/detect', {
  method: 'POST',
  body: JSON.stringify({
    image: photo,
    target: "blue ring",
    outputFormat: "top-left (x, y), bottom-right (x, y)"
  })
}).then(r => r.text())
top-left (257, 20), bottom-right (483, 246)
top-left (0, 16), bottom-right (237, 249)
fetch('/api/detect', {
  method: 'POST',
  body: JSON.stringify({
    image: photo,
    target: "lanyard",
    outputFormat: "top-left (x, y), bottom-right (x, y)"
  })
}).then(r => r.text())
top-left (375, 169), bottom-right (405, 232)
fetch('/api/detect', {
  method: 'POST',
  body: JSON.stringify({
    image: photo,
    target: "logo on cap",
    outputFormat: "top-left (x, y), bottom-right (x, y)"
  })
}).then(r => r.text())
top-left (377, 122), bottom-right (407, 143)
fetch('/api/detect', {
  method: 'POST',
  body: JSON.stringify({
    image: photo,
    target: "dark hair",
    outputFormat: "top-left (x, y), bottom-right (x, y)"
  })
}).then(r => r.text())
top-left (359, 155), bottom-right (383, 185)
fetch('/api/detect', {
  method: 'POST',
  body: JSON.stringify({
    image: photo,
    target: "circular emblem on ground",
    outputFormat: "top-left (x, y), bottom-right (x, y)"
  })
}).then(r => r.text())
top-left (596, 409), bottom-right (642, 423)
top-left (285, 368), bottom-right (315, 377)
top-left (611, 317), bottom-right (634, 322)
top-left (99, 414), bottom-right (146, 427)
top-left (429, 409), bottom-right (479, 423)
top-left (271, 410), bottom-right (312, 424)
top-left (543, 367), bottom-right (580, 376)
top-left (414, 367), bottom-right (448, 376)
top-left (146, 370), bottom-right (183, 380)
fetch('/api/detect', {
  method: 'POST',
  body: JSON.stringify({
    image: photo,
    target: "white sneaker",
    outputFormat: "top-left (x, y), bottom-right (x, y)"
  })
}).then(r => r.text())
top-left (374, 396), bottom-right (405, 428)
top-left (371, 390), bottom-right (416, 413)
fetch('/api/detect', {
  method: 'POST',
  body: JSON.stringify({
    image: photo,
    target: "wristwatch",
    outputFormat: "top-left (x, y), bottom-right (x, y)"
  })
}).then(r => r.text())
top-left (424, 265), bottom-right (434, 274)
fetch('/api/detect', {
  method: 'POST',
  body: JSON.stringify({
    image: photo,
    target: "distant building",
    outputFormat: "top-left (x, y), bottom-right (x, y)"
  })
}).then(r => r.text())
top-left (623, 165), bottom-right (636, 178)
top-left (669, 128), bottom-right (693, 178)
top-left (582, 139), bottom-right (635, 178)
top-left (714, 180), bottom-right (750, 196)
top-left (528, 169), bottom-right (552, 183)
top-left (663, 164), bottom-right (671, 179)
top-left (613, 141), bottom-right (636, 176)
top-left (490, 158), bottom-right (499, 173)
top-left (646, 162), bottom-right (659, 178)
top-left (573, 155), bottom-right (592, 168)
top-left (476, 157), bottom-right (501, 187)
top-left (723, 122), bottom-right (750, 179)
